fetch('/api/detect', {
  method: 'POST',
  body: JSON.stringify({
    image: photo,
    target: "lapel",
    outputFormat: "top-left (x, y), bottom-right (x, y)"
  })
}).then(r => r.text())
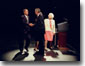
top-left (24, 15), bottom-right (29, 23)
top-left (24, 15), bottom-right (27, 21)
top-left (35, 15), bottom-right (39, 22)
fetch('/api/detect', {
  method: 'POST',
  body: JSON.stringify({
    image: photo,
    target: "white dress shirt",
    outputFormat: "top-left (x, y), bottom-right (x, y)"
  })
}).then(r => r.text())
top-left (25, 15), bottom-right (29, 23)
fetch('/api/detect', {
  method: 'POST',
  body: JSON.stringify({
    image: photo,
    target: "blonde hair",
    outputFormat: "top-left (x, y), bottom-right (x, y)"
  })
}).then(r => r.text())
top-left (35, 8), bottom-right (41, 13)
top-left (48, 13), bottom-right (54, 19)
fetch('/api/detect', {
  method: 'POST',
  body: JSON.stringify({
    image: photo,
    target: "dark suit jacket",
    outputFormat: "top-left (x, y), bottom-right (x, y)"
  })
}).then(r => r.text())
top-left (33, 13), bottom-right (45, 41)
top-left (21, 15), bottom-right (30, 34)
top-left (34, 14), bottom-right (45, 34)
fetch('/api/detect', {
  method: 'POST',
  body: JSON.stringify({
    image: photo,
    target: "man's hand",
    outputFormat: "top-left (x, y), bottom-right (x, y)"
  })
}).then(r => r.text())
top-left (29, 23), bottom-right (34, 27)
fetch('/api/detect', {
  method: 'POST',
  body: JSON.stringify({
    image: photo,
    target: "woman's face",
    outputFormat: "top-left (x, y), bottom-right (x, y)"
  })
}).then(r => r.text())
top-left (48, 15), bottom-right (52, 19)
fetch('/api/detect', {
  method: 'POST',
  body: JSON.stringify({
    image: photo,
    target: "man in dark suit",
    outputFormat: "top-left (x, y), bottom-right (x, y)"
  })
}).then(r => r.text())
top-left (19, 9), bottom-right (31, 54)
top-left (29, 8), bottom-right (45, 56)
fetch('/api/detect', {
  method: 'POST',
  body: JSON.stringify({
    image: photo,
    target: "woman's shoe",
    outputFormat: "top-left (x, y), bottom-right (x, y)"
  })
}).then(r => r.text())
top-left (45, 48), bottom-right (50, 51)
top-left (34, 48), bottom-right (39, 51)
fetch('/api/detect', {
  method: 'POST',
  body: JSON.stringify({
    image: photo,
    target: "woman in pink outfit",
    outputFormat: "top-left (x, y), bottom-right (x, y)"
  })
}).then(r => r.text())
top-left (44, 13), bottom-right (56, 51)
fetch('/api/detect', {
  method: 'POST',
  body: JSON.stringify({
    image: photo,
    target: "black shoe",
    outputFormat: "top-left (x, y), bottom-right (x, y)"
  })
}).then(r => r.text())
top-left (53, 46), bottom-right (59, 50)
top-left (49, 47), bottom-right (53, 50)
top-left (20, 51), bottom-right (25, 55)
top-left (24, 52), bottom-right (29, 57)
top-left (34, 48), bottom-right (39, 51)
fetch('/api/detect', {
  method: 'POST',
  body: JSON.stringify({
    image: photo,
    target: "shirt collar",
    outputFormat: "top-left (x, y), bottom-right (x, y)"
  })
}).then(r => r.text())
top-left (25, 15), bottom-right (28, 17)
top-left (37, 13), bottom-right (40, 17)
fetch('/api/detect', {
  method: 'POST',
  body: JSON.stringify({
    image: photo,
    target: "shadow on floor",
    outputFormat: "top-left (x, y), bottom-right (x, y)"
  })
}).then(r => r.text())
top-left (60, 50), bottom-right (76, 56)
top-left (46, 50), bottom-right (58, 58)
top-left (12, 52), bottom-right (29, 61)
top-left (34, 55), bottom-right (46, 61)
top-left (33, 51), bottom-right (58, 61)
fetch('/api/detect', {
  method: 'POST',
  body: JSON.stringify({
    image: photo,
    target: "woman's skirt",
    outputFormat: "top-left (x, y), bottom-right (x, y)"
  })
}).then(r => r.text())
top-left (44, 31), bottom-right (54, 41)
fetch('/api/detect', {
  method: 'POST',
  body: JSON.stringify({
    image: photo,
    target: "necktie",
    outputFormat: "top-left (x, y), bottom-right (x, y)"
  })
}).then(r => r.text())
top-left (49, 20), bottom-right (52, 29)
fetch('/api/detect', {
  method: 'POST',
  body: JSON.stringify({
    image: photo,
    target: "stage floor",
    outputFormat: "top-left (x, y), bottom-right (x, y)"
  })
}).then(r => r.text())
top-left (2, 48), bottom-right (77, 61)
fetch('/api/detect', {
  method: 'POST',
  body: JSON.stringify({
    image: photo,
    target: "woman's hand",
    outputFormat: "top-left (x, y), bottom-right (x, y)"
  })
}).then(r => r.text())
top-left (53, 33), bottom-right (55, 35)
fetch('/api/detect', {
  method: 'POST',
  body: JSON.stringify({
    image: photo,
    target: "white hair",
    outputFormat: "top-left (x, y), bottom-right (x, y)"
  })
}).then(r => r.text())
top-left (48, 13), bottom-right (54, 19)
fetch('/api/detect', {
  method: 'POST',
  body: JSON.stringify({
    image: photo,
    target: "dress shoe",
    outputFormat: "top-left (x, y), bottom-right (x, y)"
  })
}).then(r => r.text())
top-left (24, 48), bottom-right (29, 52)
top-left (34, 48), bottom-right (39, 51)
top-left (45, 48), bottom-right (50, 51)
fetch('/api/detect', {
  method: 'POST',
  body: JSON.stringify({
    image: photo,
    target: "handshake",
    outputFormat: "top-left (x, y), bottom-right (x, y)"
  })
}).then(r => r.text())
top-left (29, 23), bottom-right (35, 27)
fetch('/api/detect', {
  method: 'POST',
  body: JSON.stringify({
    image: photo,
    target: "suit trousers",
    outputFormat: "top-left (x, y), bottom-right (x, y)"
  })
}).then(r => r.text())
top-left (19, 32), bottom-right (30, 52)
top-left (37, 32), bottom-right (45, 55)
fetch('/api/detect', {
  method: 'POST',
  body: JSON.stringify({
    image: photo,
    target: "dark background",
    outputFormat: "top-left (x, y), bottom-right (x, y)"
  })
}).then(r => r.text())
top-left (0, 0), bottom-right (80, 60)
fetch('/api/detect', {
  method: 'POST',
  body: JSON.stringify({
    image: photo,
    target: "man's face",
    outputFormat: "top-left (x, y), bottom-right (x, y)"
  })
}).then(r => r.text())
top-left (24, 10), bottom-right (29, 15)
top-left (35, 11), bottom-right (38, 15)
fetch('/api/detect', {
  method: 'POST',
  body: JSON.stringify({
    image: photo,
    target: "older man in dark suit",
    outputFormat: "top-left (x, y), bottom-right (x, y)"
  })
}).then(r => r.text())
top-left (29, 8), bottom-right (45, 56)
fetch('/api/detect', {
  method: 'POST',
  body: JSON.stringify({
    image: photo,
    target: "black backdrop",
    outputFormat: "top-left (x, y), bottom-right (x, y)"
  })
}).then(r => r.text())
top-left (0, 0), bottom-right (80, 57)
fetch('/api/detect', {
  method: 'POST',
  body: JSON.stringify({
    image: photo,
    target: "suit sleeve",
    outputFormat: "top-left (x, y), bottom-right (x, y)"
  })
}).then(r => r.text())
top-left (34, 15), bottom-right (44, 29)
top-left (21, 16), bottom-right (29, 26)
top-left (39, 15), bottom-right (45, 28)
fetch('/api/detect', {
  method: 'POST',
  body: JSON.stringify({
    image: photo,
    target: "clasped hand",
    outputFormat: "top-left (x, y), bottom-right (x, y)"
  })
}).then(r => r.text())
top-left (29, 23), bottom-right (34, 27)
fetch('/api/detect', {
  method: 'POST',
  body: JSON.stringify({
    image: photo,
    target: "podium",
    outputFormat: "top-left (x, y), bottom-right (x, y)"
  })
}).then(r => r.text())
top-left (57, 22), bottom-right (69, 50)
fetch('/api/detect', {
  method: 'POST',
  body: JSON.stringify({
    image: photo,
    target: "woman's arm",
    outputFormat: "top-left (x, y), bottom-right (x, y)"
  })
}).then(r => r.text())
top-left (53, 20), bottom-right (56, 34)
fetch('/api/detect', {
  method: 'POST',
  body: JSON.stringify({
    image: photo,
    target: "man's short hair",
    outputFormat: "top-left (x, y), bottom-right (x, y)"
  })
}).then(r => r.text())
top-left (23, 9), bottom-right (28, 12)
top-left (35, 8), bottom-right (41, 13)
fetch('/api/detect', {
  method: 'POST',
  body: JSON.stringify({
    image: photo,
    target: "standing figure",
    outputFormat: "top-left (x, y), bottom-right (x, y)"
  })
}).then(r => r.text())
top-left (19, 9), bottom-right (31, 54)
top-left (29, 8), bottom-right (45, 56)
top-left (44, 13), bottom-right (56, 51)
